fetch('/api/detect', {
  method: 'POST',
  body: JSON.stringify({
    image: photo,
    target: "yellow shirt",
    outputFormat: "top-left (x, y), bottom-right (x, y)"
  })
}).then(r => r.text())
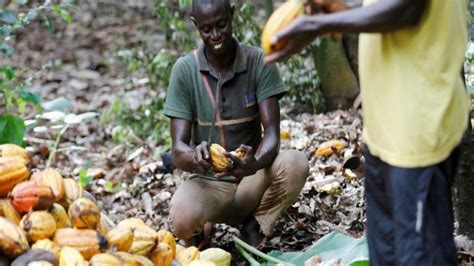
top-left (359, 0), bottom-right (470, 167)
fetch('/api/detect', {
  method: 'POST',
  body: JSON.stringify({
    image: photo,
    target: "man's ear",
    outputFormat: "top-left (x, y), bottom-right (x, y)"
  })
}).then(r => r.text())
top-left (190, 16), bottom-right (197, 26)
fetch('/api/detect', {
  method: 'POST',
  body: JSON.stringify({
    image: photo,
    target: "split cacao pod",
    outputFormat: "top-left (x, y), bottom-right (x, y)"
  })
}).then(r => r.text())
top-left (31, 168), bottom-right (65, 202)
top-left (157, 229), bottom-right (177, 258)
top-left (314, 139), bottom-right (345, 157)
top-left (53, 228), bottom-right (108, 260)
top-left (112, 252), bottom-right (154, 266)
top-left (0, 217), bottom-right (30, 257)
top-left (149, 242), bottom-right (174, 266)
top-left (32, 239), bottom-right (61, 258)
top-left (0, 198), bottom-right (22, 224)
top-left (0, 157), bottom-right (30, 197)
top-left (89, 253), bottom-right (123, 266)
top-left (261, 0), bottom-right (305, 55)
top-left (10, 249), bottom-right (58, 266)
top-left (49, 203), bottom-right (70, 229)
top-left (59, 247), bottom-right (88, 266)
top-left (106, 226), bottom-right (134, 252)
top-left (20, 211), bottom-right (57, 242)
top-left (210, 144), bottom-right (232, 172)
top-left (68, 197), bottom-right (100, 229)
top-left (10, 180), bottom-right (55, 214)
top-left (176, 246), bottom-right (200, 266)
top-left (0, 144), bottom-right (29, 163)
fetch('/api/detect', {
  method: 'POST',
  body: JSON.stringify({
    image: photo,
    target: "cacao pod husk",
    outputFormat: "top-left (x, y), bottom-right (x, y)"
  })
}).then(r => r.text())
top-left (10, 181), bottom-right (55, 213)
top-left (11, 249), bottom-right (58, 266)
top-left (157, 229), bottom-right (177, 258)
top-left (0, 198), bottom-right (21, 224)
top-left (176, 246), bottom-right (200, 266)
top-left (314, 139), bottom-right (345, 157)
top-left (31, 168), bottom-right (65, 202)
top-left (0, 157), bottom-right (30, 197)
top-left (20, 211), bottom-right (57, 243)
top-left (0, 217), bottom-right (29, 257)
top-left (0, 144), bottom-right (29, 163)
top-left (68, 197), bottom-right (100, 229)
top-left (261, 0), bottom-right (305, 55)
top-left (210, 144), bottom-right (232, 172)
top-left (32, 239), bottom-right (61, 258)
top-left (106, 226), bottom-right (133, 252)
top-left (89, 253), bottom-right (122, 266)
top-left (53, 228), bottom-right (108, 260)
top-left (149, 242), bottom-right (174, 266)
top-left (49, 203), bottom-right (69, 229)
top-left (59, 247), bottom-right (87, 266)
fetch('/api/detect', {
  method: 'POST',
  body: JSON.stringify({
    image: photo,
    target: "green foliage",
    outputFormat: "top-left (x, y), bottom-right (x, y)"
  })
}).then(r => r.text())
top-left (78, 169), bottom-right (93, 189)
top-left (0, 114), bottom-right (25, 145)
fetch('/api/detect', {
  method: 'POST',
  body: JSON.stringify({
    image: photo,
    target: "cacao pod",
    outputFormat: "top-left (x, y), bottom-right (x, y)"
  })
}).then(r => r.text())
top-left (0, 217), bottom-right (29, 257)
top-left (106, 226), bottom-right (133, 252)
top-left (116, 218), bottom-right (157, 256)
top-left (68, 197), bottom-right (100, 229)
top-left (89, 253), bottom-right (122, 266)
top-left (59, 178), bottom-right (83, 209)
top-left (188, 260), bottom-right (217, 266)
top-left (32, 239), bottom-right (61, 258)
top-left (199, 248), bottom-right (231, 266)
top-left (59, 247), bottom-right (87, 266)
top-left (116, 217), bottom-right (145, 228)
top-left (53, 228), bottom-right (108, 260)
top-left (176, 244), bottom-right (185, 255)
top-left (261, 0), bottom-right (305, 55)
top-left (176, 246), bottom-right (200, 266)
top-left (30, 168), bottom-right (65, 202)
top-left (49, 203), bottom-right (70, 229)
top-left (0, 144), bottom-right (29, 163)
top-left (20, 211), bottom-right (57, 242)
top-left (0, 198), bottom-right (21, 224)
top-left (149, 242), bottom-right (174, 266)
top-left (210, 144), bottom-right (232, 172)
top-left (157, 229), bottom-right (177, 258)
top-left (10, 181), bottom-right (55, 213)
top-left (11, 249), bottom-right (58, 266)
top-left (314, 139), bottom-right (345, 157)
top-left (113, 252), bottom-right (154, 266)
top-left (0, 157), bottom-right (30, 197)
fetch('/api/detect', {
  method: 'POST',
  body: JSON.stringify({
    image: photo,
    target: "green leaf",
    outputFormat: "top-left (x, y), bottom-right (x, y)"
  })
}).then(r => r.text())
top-left (1, 67), bottom-right (15, 80)
top-left (0, 114), bottom-right (25, 145)
top-left (19, 89), bottom-right (41, 105)
top-left (52, 6), bottom-right (73, 24)
top-left (78, 170), bottom-right (93, 188)
top-left (0, 10), bottom-right (16, 24)
top-left (42, 15), bottom-right (54, 32)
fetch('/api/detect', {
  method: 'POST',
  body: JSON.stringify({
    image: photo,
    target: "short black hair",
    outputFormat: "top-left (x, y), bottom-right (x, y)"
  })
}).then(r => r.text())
top-left (191, 0), bottom-right (232, 16)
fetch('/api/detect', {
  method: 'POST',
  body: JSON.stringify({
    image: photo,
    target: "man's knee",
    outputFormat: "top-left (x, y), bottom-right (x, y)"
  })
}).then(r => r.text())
top-left (169, 201), bottom-right (202, 241)
top-left (278, 150), bottom-right (309, 181)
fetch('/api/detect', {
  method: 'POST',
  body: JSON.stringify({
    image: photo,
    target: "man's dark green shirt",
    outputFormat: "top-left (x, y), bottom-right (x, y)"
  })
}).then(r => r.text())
top-left (164, 40), bottom-right (286, 151)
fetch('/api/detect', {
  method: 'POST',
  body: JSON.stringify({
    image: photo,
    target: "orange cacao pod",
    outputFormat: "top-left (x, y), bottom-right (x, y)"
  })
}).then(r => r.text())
top-left (53, 228), bottom-right (108, 260)
top-left (261, 0), bottom-right (305, 55)
top-left (0, 198), bottom-right (22, 224)
top-left (31, 168), bottom-right (65, 202)
top-left (10, 180), bottom-right (55, 213)
top-left (314, 139), bottom-right (345, 157)
top-left (0, 217), bottom-right (29, 257)
top-left (68, 197), bottom-right (100, 229)
top-left (0, 157), bottom-right (30, 197)
top-left (210, 144), bottom-right (232, 172)
top-left (50, 203), bottom-right (70, 229)
top-left (150, 242), bottom-right (174, 266)
top-left (157, 229), bottom-right (177, 258)
top-left (20, 211), bottom-right (57, 242)
top-left (0, 144), bottom-right (29, 162)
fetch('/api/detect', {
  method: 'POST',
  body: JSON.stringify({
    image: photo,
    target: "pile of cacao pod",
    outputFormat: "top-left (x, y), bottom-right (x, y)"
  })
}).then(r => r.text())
top-left (0, 144), bottom-right (232, 266)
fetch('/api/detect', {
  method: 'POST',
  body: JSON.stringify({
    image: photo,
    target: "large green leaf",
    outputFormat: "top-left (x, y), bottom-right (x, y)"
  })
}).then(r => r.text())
top-left (0, 114), bottom-right (25, 146)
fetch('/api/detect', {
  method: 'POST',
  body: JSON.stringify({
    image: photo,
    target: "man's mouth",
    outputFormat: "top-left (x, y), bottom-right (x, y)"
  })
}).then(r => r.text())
top-left (213, 42), bottom-right (224, 50)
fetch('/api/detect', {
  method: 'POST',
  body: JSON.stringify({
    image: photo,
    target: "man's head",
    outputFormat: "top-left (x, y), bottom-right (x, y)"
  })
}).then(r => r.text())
top-left (191, 0), bottom-right (235, 56)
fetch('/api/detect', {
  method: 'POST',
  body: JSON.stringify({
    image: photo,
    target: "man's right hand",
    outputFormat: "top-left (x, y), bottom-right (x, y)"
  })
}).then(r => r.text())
top-left (194, 141), bottom-right (212, 174)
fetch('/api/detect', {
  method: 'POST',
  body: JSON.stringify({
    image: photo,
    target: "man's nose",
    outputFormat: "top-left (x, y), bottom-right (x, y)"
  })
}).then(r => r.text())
top-left (211, 28), bottom-right (221, 39)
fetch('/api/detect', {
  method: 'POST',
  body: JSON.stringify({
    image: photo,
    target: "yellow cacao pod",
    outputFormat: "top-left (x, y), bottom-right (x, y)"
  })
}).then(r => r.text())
top-left (116, 217), bottom-right (145, 228)
top-left (149, 242), bottom-right (174, 266)
top-left (106, 226), bottom-right (134, 252)
top-left (116, 218), bottom-right (157, 257)
top-left (176, 246), bottom-right (200, 266)
top-left (20, 211), bottom-right (57, 243)
top-left (50, 203), bottom-right (70, 229)
top-left (68, 197), bottom-right (100, 229)
top-left (0, 198), bottom-right (22, 224)
top-left (32, 239), bottom-right (61, 258)
top-left (0, 217), bottom-right (29, 257)
top-left (31, 168), bottom-right (65, 202)
top-left (210, 144), bottom-right (232, 172)
top-left (53, 228), bottom-right (108, 260)
top-left (113, 252), bottom-right (154, 266)
top-left (199, 248), bottom-right (231, 266)
top-left (188, 260), bottom-right (218, 266)
top-left (157, 229), bottom-right (177, 258)
top-left (59, 246), bottom-right (88, 266)
top-left (59, 178), bottom-right (83, 209)
top-left (89, 253), bottom-right (123, 266)
top-left (314, 139), bottom-right (345, 157)
top-left (176, 244), bottom-right (185, 255)
top-left (261, 0), bottom-right (305, 55)
top-left (0, 157), bottom-right (30, 197)
top-left (0, 144), bottom-right (29, 163)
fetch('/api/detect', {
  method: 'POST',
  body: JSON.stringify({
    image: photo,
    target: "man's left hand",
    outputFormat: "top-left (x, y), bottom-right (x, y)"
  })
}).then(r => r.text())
top-left (215, 145), bottom-right (258, 179)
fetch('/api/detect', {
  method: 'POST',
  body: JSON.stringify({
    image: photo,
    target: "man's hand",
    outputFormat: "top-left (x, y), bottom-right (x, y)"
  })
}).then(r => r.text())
top-left (215, 145), bottom-right (258, 179)
top-left (194, 141), bottom-right (212, 174)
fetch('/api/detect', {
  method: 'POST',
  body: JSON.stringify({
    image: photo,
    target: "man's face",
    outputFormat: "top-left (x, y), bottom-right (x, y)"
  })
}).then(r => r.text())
top-left (192, 2), bottom-right (234, 56)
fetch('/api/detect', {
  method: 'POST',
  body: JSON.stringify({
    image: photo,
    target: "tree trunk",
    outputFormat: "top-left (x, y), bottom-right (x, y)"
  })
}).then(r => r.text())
top-left (311, 36), bottom-right (360, 110)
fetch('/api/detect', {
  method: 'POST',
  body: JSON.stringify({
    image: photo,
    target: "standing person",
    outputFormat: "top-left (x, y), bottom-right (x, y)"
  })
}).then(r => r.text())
top-left (163, 0), bottom-right (309, 249)
top-left (265, 0), bottom-right (470, 265)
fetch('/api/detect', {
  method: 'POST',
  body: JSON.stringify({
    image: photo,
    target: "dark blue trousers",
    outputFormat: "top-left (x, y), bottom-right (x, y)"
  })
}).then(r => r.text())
top-left (364, 148), bottom-right (460, 266)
